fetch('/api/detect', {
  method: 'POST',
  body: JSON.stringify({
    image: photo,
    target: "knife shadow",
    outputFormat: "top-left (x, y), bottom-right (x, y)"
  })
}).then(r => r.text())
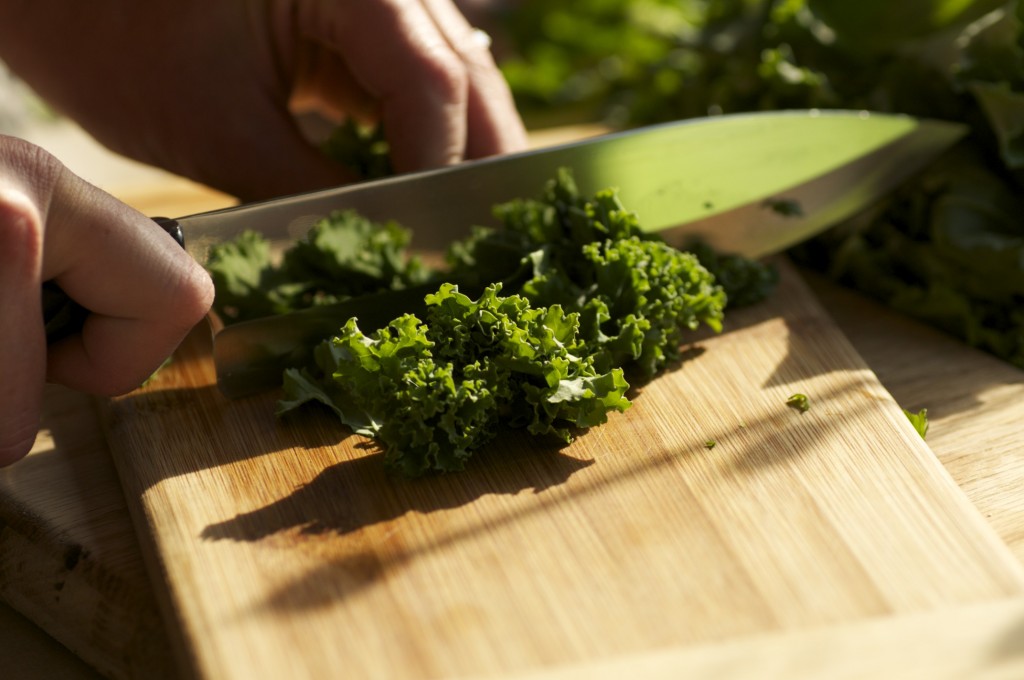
top-left (102, 383), bottom-right (355, 475)
top-left (220, 377), bottom-right (872, 615)
top-left (800, 269), bottom-right (1024, 417)
top-left (707, 259), bottom-right (1024, 412)
top-left (200, 426), bottom-right (595, 609)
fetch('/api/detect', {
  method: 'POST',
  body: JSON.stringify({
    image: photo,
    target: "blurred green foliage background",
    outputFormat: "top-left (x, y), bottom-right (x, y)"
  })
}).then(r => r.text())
top-left (487, 0), bottom-right (1024, 368)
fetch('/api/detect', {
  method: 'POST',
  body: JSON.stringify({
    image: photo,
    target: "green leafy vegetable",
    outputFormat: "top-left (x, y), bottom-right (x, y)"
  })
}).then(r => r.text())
top-left (320, 119), bottom-right (393, 181)
top-left (903, 407), bottom-right (930, 439)
top-left (205, 210), bottom-right (430, 324)
top-left (251, 170), bottom-right (735, 474)
top-left (685, 240), bottom-right (781, 309)
top-left (786, 393), bottom-right (810, 413)
top-left (450, 170), bottom-right (734, 375)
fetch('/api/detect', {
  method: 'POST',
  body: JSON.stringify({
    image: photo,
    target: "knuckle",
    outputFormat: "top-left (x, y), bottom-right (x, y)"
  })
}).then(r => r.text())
top-left (0, 185), bottom-right (44, 275)
top-left (456, 32), bottom-right (497, 69)
top-left (420, 45), bottom-right (469, 103)
top-left (1, 134), bottom-right (63, 195)
top-left (0, 135), bottom-right (62, 274)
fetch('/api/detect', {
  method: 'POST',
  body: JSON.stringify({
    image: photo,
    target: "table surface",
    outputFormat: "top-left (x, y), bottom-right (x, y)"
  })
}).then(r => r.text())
top-left (3, 120), bottom-right (1024, 679)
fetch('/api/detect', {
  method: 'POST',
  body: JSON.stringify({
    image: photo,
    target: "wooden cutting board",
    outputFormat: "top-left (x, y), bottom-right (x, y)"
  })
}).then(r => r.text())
top-left (100, 259), bottom-right (1024, 680)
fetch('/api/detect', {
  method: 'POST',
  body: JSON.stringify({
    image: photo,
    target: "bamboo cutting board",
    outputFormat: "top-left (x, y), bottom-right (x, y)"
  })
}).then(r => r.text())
top-left (100, 260), bottom-right (1024, 680)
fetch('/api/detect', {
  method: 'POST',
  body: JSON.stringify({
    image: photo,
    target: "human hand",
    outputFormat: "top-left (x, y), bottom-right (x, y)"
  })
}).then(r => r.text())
top-left (0, 0), bottom-right (528, 201)
top-left (0, 135), bottom-right (214, 465)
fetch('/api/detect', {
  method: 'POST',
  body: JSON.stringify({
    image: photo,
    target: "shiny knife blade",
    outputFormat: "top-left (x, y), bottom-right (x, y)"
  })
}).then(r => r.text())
top-left (171, 109), bottom-right (966, 263)
top-left (205, 109), bottom-right (965, 398)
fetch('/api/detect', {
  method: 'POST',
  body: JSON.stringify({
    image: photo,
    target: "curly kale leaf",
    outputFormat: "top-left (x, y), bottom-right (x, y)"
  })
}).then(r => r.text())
top-left (451, 170), bottom-right (728, 379)
top-left (282, 283), bottom-right (630, 476)
top-left (206, 210), bottom-right (430, 324)
top-left (204, 230), bottom-right (304, 323)
top-left (497, 167), bottom-right (648, 246)
top-left (446, 168), bottom-right (650, 285)
top-left (578, 236), bottom-right (726, 378)
top-left (320, 119), bottom-right (393, 180)
top-left (281, 210), bottom-right (431, 297)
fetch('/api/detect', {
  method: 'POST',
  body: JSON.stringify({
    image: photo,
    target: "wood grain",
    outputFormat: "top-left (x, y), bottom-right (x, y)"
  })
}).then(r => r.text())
top-left (0, 386), bottom-right (175, 680)
top-left (0, 601), bottom-right (104, 680)
top-left (100, 260), bottom-right (1024, 680)
top-left (493, 596), bottom-right (1024, 680)
top-left (809, 274), bottom-right (1024, 558)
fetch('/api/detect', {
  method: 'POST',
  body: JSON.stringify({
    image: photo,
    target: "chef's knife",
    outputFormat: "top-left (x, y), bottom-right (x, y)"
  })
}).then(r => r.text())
top-left (152, 109), bottom-right (966, 262)
top-left (43, 109), bottom-right (966, 397)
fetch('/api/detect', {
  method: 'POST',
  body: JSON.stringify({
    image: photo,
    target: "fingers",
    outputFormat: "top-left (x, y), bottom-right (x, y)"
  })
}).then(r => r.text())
top-left (42, 169), bottom-right (215, 396)
top-left (293, 0), bottom-right (527, 174)
top-left (1, 0), bottom-right (524, 205)
top-left (419, 0), bottom-right (528, 159)
top-left (0, 135), bottom-right (215, 467)
top-left (295, 0), bottom-right (467, 172)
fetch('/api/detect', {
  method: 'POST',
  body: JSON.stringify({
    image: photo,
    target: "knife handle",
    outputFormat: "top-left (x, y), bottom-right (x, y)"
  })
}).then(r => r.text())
top-left (43, 217), bottom-right (185, 344)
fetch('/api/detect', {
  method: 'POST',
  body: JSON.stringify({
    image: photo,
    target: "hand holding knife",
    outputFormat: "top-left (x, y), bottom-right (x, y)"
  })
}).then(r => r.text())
top-left (0, 135), bottom-right (215, 466)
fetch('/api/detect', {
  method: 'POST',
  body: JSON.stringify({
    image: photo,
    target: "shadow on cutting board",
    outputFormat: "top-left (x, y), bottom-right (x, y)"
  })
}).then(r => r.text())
top-left (199, 432), bottom-right (593, 545)
top-left (195, 430), bottom-right (595, 609)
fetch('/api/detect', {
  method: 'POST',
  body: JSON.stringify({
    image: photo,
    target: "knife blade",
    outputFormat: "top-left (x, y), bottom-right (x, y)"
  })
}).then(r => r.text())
top-left (169, 109), bottom-right (965, 264)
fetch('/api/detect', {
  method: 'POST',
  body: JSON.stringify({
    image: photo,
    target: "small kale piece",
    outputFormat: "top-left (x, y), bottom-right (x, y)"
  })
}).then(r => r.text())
top-left (450, 170), bottom-right (728, 378)
top-left (320, 119), bottom-right (392, 180)
top-left (903, 408), bottom-right (929, 440)
top-left (786, 393), bottom-right (810, 413)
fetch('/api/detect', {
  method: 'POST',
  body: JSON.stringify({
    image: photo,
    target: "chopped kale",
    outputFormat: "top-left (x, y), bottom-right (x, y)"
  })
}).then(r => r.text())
top-left (213, 170), bottom-right (740, 474)
top-left (903, 408), bottom-right (930, 440)
top-left (786, 393), bottom-right (811, 413)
